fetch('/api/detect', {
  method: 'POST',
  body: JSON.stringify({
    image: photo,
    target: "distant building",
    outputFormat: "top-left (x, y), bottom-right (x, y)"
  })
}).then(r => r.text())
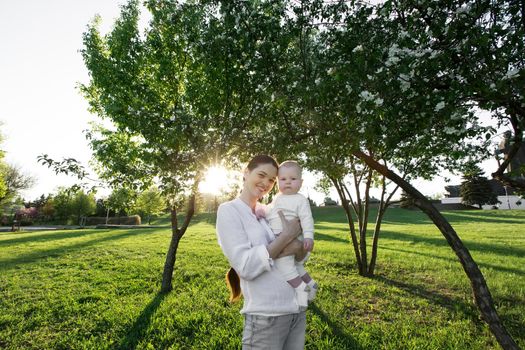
top-left (441, 131), bottom-right (525, 210)
top-left (442, 180), bottom-right (524, 210)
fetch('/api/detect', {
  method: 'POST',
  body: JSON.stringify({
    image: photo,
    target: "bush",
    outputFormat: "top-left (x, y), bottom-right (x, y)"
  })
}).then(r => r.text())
top-left (15, 207), bottom-right (38, 226)
top-left (85, 215), bottom-right (141, 226)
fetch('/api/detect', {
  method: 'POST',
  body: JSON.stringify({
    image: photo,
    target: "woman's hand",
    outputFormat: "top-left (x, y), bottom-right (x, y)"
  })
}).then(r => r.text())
top-left (266, 211), bottom-right (302, 259)
top-left (277, 211), bottom-right (301, 241)
top-left (277, 239), bottom-right (307, 261)
top-left (303, 238), bottom-right (314, 252)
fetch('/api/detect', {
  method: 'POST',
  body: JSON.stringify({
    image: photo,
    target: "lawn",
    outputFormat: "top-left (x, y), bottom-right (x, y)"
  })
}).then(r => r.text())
top-left (0, 207), bottom-right (524, 349)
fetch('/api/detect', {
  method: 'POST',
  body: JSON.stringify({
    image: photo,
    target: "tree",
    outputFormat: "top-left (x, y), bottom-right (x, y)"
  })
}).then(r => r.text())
top-left (134, 187), bottom-right (166, 224)
top-left (52, 187), bottom-right (96, 224)
top-left (41, 198), bottom-right (55, 221)
top-left (209, 0), bottom-right (518, 347)
top-left (460, 164), bottom-right (499, 209)
top-left (0, 164), bottom-right (6, 203)
top-left (382, 0), bottom-right (525, 193)
top-left (0, 164), bottom-right (35, 210)
top-left (107, 187), bottom-right (137, 217)
top-left (70, 191), bottom-right (97, 224)
top-left (80, 0), bottom-right (248, 292)
top-left (25, 194), bottom-right (54, 222)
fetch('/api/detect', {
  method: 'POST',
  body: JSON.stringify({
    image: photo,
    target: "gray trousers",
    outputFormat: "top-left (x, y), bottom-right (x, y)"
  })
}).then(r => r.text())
top-left (242, 312), bottom-right (306, 350)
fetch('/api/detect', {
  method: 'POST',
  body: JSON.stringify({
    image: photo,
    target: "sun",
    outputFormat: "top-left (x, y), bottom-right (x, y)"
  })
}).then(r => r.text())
top-left (199, 166), bottom-right (239, 196)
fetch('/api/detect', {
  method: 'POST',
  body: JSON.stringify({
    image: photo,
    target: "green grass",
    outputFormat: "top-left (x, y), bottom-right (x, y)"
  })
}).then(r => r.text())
top-left (1, 207), bottom-right (524, 349)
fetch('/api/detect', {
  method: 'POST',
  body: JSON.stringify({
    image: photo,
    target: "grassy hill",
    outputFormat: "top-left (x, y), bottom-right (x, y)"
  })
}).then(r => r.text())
top-left (1, 207), bottom-right (524, 349)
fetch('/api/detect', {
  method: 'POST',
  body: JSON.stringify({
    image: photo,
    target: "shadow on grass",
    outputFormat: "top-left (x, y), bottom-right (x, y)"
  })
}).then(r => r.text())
top-left (0, 229), bottom-right (104, 247)
top-left (372, 274), bottom-right (480, 321)
top-left (313, 231), bottom-right (349, 243)
top-left (441, 211), bottom-right (525, 225)
top-left (0, 229), bottom-right (151, 270)
top-left (380, 246), bottom-right (525, 277)
top-left (380, 230), bottom-right (525, 258)
top-left (309, 303), bottom-right (363, 349)
top-left (117, 292), bottom-right (166, 350)
top-left (381, 208), bottom-right (434, 225)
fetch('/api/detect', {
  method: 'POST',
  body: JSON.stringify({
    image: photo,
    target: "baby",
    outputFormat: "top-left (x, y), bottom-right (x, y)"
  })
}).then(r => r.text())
top-left (258, 160), bottom-right (318, 308)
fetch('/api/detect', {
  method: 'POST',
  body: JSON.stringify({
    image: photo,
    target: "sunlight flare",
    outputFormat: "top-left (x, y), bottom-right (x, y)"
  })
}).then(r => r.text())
top-left (199, 166), bottom-right (239, 196)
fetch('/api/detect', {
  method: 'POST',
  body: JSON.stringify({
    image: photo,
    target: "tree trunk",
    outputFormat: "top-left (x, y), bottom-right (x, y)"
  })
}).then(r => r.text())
top-left (368, 206), bottom-right (386, 276)
top-left (331, 177), bottom-right (363, 273)
top-left (161, 220), bottom-right (182, 293)
top-left (353, 150), bottom-right (520, 350)
top-left (160, 194), bottom-right (196, 293)
top-left (359, 170), bottom-right (373, 276)
top-left (492, 113), bottom-right (525, 191)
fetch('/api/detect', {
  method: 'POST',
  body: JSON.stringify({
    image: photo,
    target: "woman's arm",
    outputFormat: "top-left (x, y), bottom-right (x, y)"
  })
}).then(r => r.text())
top-left (217, 204), bottom-right (274, 280)
top-left (266, 211), bottom-right (302, 259)
top-left (277, 239), bottom-right (307, 261)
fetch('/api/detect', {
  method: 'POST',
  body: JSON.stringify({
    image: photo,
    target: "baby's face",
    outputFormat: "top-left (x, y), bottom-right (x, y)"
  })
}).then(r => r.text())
top-left (278, 166), bottom-right (303, 195)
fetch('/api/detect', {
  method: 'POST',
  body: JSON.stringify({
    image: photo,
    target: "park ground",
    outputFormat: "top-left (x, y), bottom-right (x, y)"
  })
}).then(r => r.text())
top-left (0, 207), bottom-right (524, 349)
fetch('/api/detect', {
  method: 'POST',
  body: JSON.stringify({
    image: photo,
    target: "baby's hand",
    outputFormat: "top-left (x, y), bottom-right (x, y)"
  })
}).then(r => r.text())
top-left (254, 204), bottom-right (267, 219)
top-left (303, 238), bottom-right (314, 252)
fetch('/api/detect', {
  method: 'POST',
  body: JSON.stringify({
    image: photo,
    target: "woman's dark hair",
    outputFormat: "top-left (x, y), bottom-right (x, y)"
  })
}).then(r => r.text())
top-left (226, 267), bottom-right (242, 303)
top-left (246, 154), bottom-right (278, 171)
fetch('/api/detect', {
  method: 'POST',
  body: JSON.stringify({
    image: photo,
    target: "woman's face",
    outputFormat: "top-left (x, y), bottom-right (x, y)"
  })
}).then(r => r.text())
top-left (243, 163), bottom-right (278, 200)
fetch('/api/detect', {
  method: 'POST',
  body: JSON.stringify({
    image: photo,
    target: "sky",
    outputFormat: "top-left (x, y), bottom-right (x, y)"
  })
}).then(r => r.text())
top-left (0, 1), bottom-right (505, 206)
top-left (0, 1), bottom-right (133, 200)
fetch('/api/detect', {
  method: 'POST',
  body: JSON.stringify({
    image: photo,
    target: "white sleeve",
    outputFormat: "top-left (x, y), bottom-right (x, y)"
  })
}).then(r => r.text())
top-left (216, 204), bottom-right (272, 281)
top-left (297, 196), bottom-right (314, 240)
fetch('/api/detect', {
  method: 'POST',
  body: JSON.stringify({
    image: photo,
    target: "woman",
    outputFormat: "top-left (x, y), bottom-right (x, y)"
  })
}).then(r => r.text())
top-left (216, 155), bottom-right (308, 349)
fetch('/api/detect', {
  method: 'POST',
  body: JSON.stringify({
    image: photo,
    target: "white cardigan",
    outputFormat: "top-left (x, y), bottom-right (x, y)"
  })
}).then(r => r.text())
top-left (216, 198), bottom-right (300, 316)
top-left (266, 193), bottom-right (315, 240)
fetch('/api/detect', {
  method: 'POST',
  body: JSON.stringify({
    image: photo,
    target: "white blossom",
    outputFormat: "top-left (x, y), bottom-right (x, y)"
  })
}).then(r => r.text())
top-left (385, 55), bottom-right (400, 67)
top-left (434, 101), bottom-right (446, 112)
top-left (456, 4), bottom-right (471, 15)
top-left (359, 90), bottom-right (374, 101)
top-left (504, 67), bottom-right (520, 80)
top-left (399, 30), bottom-right (409, 39)
top-left (352, 45), bottom-right (363, 53)
top-left (398, 78), bottom-right (411, 92)
top-left (444, 127), bottom-right (457, 134)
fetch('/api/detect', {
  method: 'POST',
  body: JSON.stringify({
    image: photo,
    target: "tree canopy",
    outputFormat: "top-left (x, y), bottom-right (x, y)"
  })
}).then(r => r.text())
top-left (81, 1), bottom-right (522, 347)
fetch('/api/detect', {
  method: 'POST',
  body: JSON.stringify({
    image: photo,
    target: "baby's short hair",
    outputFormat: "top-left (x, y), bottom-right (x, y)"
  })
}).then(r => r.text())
top-left (279, 160), bottom-right (302, 176)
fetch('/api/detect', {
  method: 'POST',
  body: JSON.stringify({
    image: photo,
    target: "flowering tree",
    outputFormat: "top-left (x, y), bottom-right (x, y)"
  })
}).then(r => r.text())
top-left (80, 0), bottom-right (264, 292)
top-left (381, 0), bottom-right (525, 191)
top-left (205, 0), bottom-right (518, 348)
